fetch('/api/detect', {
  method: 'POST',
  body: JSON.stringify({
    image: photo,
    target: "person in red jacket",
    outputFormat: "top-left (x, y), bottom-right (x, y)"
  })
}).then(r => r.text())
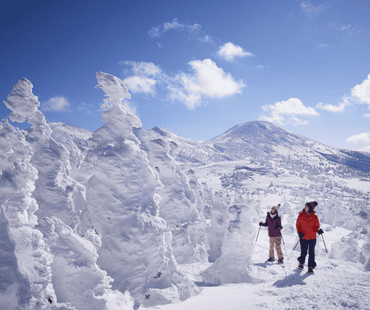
top-left (296, 201), bottom-right (323, 274)
top-left (259, 204), bottom-right (284, 264)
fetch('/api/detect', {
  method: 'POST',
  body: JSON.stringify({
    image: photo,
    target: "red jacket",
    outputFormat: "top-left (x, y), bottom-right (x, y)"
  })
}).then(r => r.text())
top-left (296, 211), bottom-right (320, 240)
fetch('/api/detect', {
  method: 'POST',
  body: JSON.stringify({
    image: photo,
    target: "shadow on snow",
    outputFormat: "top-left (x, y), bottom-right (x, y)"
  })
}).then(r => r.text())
top-left (273, 269), bottom-right (311, 288)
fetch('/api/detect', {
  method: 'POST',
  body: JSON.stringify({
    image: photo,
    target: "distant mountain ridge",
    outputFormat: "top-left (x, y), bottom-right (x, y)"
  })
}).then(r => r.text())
top-left (47, 120), bottom-right (370, 174)
top-left (202, 121), bottom-right (335, 160)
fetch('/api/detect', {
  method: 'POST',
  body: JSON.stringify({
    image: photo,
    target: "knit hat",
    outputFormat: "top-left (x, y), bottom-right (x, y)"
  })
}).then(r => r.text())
top-left (307, 201), bottom-right (318, 209)
top-left (304, 201), bottom-right (317, 214)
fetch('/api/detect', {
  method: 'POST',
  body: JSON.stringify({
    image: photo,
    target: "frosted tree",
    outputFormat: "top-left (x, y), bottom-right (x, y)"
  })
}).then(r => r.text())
top-left (205, 191), bottom-right (229, 262)
top-left (0, 80), bottom-right (76, 309)
top-left (202, 203), bottom-right (260, 285)
top-left (2, 78), bottom-right (135, 310)
top-left (3, 79), bottom-right (89, 231)
top-left (81, 72), bottom-right (198, 306)
top-left (146, 138), bottom-right (208, 264)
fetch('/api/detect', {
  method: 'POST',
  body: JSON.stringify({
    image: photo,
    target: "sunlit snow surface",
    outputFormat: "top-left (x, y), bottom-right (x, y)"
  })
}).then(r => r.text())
top-left (1, 73), bottom-right (370, 309)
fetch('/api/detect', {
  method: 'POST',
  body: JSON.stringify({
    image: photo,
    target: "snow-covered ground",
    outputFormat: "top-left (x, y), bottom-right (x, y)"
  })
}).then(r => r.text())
top-left (147, 223), bottom-right (370, 310)
top-left (1, 73), bottom-right (370, 310)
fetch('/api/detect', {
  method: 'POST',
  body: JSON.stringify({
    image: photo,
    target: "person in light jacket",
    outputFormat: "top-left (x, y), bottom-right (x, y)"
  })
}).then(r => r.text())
top-left (259, 204), bottom-right (284, 264)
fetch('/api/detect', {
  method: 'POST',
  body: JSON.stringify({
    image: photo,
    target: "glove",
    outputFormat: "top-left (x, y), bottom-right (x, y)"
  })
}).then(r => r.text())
top-left (259, 222), bottom-right (263, 226)
top-left (318, 229), bottom-right (323, 235)
top-left (298, 232), bottom-right (304, 239)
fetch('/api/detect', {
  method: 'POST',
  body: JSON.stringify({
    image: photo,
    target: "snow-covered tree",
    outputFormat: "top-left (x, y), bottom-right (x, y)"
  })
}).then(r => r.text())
top-left (81, 72), bottom-right (198, 306)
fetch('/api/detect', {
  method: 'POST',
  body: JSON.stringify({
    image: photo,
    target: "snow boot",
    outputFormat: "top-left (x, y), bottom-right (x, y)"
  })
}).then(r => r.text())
top-left (307, 267), bottom-right (314, 274)
top-left (266, 258), bottom-right (275, 262)
top-left (297, 263), bottom-right (304, 270)
top-left (278, 258), bottom-right (284, 264)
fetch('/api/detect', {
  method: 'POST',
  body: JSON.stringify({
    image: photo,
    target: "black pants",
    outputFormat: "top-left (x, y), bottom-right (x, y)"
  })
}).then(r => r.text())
top-left (298, 238), bottom-right (317, 268)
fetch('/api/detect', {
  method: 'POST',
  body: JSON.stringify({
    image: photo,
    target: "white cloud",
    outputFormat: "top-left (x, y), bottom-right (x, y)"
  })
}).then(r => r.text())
top-left (351, 74), bottom-right (370, 105)
top-left (339, 24), bottom-right (360, 36)
top-left (198, 34), bottom-right (212, 43)
top-left (163, 18), bottom-right (184, 31)
top-left (149, 18), bottom-right (202, 39)
top-left (260, 98), bottom-right (318, 125)
top-left (123, 76), bottom-right (157, 94)
top-left (121, 61), bottom-right (162, 95)
top-left (123, 61), bottom-right (161, 77)
top-left (316, 102), bottom-right (347, 112)
top-left (148, 27), bottom-right (160, 38)
top-left (42, 97), bottom-right (70, 111)
top-left (267, 98), bottom-right (318, 115)
top-left (168, 59), bottom-right (245, 109)
top-left (363, 114), bottom-right (370, 118)
top-left (289, 117), bottom-right (308, 125)
top-left (301, 2), bottom-right (326, 16)
top-left (188, 23), bottom-right (201, 32)
top-left (121, 59), bottom-right (244, 109)
top-left (328, 22), bottom-right (361, 36)
top-left (259, 110), bottom-right (285, 125)
top-left (217, 42), bottom-right (254, 61)
top-left (347, 132), bottom-right (370, 144)
top-left (77, 102), bottom-right (94, 115)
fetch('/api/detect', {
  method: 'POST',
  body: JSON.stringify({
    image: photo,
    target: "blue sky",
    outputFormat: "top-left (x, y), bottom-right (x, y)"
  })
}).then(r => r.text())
top-left (1, 0), bottom-right (370, 151)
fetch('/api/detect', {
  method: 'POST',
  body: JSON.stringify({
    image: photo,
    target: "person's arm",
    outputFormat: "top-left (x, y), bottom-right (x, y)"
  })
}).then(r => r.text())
top-left (314, 215), bottom-right (320, 233)
top-left (296, 215), bottom-right (301, 233)
top-left (296, 215), bottom-right (304, 238)
top-left (259, 215), bottom-right (269, 227)
top-left (276, 217), bottom-right (283, 230)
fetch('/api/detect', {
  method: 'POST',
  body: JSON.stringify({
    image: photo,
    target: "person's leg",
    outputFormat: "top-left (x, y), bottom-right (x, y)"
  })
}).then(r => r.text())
top-left (275, 236), bottom-right (284, 259)
top-left (269, 237), bottom-right (275, 259)
top-left (308, 239), bottom-right (317, 269)
top-left (298, 238), bottom-right (308, 264)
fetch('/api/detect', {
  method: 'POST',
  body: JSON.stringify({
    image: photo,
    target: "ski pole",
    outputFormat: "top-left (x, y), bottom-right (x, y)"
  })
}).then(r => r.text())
top-left (256, 226), bottom-right (261, 242)
top-left (293, 240), bottom-right (299, 250)
top-left (322, 234), bottom-right (328, 253)
top-left (280, 233), bottom-right (289, 261)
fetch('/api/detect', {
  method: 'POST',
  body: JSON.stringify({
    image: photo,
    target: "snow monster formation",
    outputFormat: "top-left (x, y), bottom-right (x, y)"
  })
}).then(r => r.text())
top-left (1, 78), bottom-right (134, 310)
top-left (81, 72), bottom-right (199, 306)
top-left (0, 79), bottom-right (72, 309)
top-left (204, 190), bottom-right (229, 263)
top-left (202, 203), bottom-right (260, 285)
top-left (143, 137), bottom-right (209, 264)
